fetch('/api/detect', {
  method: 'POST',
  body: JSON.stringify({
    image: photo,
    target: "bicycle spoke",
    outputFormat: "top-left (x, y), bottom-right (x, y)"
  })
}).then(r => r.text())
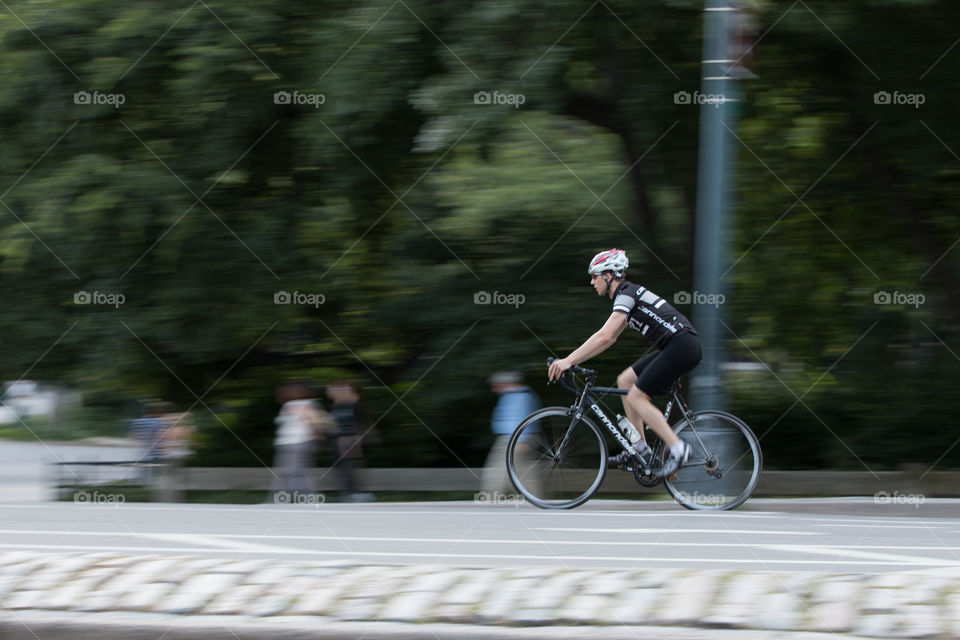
top-left (507, 408), bottom-right (606, 509)
top-left (664, 411), bottom-right (762, 510)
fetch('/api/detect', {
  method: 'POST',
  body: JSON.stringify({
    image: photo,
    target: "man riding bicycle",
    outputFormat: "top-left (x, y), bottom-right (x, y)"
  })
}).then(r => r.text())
top-left (547, 248), bottom-right (702, 477)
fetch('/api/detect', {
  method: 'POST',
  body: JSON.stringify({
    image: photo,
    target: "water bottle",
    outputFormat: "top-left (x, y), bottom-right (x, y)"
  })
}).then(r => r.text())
top-left (617, 414), bottom-right (651, 457)
top-left (616, 414), bottom-right (640, 442)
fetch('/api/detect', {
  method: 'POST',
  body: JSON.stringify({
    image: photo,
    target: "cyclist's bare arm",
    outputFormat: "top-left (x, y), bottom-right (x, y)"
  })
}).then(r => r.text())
top-left (548, 312), bottom-right (628, 380)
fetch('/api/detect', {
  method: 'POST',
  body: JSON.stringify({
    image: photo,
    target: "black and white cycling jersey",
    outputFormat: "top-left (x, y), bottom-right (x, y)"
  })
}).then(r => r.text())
top-left (611, 280), bottom-right (698, 349)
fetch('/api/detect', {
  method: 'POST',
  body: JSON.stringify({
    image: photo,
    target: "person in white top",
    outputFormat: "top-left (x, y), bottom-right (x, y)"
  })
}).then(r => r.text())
top-left (270, 382), bottom-right (335, 503)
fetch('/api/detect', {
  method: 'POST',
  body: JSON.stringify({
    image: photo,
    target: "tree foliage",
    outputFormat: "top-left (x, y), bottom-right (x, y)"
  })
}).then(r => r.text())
top-left (0, 0), bottom-right (957, 470)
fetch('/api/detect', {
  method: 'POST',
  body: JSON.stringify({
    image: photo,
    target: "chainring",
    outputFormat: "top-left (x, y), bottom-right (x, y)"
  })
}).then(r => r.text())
top-left (633, 464), bottom-right (661, 487)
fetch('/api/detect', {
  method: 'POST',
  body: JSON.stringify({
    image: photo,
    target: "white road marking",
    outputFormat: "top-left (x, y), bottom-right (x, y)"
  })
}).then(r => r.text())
top-left (0, 503), bottom-right (778, 517)
top-left (0, 528), bottom-right (832, 547)
top-left (531, 527), bottom-right (825, 535)
top-left (815, 524), bottom-right (944, 529)
top-left (764, 544), bottom-right (960, 567)
top-left (797, 517), bottom-right (960, 525)
top-left (4, 502), bottom-right (960, 525)
top-left (4, 530), bottom-right (960, 555)
top-left (142, 533), bottom-right (296, 555)
top-left (0, 542), bottom-right (948, 566)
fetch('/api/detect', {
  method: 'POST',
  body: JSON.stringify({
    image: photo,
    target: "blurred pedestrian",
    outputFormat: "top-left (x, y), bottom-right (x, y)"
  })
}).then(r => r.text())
top-left (483, 372), bottom-right (540, 495)
top-left (326, 380), bottom-right (375, 502)
top-left (160, 410), bottom-right (196, 461)
top-left (270, 382), bottom-right (334, 503)
top-left (129, 400), bottom-right (171, 484)
top-left (156, 409), bottom-right (196, 502)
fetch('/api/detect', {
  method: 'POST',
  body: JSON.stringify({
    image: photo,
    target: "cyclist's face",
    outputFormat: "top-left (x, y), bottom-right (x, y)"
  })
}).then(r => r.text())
top-left (590, 273), bottom-right (607, 296)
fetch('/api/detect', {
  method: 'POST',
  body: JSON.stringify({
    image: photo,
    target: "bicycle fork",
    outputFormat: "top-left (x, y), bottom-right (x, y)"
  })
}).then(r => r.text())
top-left (555, 402), bottom-right (633, 462)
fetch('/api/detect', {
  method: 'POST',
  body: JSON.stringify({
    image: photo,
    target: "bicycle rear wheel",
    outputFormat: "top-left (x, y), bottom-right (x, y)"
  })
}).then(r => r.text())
top-left (663, 410), bottom-right (762, 510)
top-left (506, 407), bottom-right (607, 509)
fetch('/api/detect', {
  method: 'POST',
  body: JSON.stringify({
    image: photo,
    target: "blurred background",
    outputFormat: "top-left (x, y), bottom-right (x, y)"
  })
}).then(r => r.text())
top-left (0, 0), bottom-right (956, 480)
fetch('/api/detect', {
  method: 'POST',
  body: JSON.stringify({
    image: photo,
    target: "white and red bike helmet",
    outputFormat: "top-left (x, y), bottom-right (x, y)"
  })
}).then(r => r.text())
top-left (587, 248), bottom-right (629, 278)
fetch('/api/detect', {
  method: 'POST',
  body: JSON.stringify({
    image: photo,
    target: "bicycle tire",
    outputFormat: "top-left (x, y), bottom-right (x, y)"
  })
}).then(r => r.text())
top-left (506, 407), bottom-right (607, 510)
top-left (663, 410), bottom-right (762, 511)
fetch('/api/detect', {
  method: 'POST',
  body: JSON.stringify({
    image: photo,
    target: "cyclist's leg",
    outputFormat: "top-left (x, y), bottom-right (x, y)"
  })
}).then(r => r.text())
top-left (618, 354), bottom-right (656, 440)
top-left (623, 333), bottom-right (702, 447)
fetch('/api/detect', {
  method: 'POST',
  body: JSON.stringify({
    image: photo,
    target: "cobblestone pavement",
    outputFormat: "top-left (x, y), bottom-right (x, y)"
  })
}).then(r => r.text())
top-left (0, 552), bottom-right (958, 638)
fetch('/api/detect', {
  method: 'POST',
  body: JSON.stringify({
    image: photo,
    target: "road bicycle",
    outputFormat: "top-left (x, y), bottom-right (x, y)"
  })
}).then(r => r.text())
top-left (505, 358), bottom-right (762, 510)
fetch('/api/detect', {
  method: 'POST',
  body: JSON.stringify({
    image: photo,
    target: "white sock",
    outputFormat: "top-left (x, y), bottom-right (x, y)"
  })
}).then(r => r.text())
top-left (631, 440), bottom-right (651, 455)
top-left (669, 441), bottom-right (686, 457)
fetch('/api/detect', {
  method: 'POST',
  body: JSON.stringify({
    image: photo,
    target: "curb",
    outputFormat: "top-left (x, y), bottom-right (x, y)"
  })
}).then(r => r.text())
top-left (0, 612), bottom-right (892, 640)
top-left (0, 552), bottom-right (958, 638)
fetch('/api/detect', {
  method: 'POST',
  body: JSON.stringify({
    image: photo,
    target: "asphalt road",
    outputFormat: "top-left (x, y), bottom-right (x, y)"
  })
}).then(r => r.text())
top-left (1, 499), bottom-right (959, 573)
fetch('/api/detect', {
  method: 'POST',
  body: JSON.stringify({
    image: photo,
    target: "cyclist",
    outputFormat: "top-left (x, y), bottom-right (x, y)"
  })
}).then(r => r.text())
top-left (547, 248), bottom-right (702, 477)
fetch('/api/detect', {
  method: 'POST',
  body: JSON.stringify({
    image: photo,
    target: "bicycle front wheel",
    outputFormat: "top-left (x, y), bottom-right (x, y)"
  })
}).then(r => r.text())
top-left (663, 410), bottom-right (762, 511)
top-left (506, 407), bottom-right (607, 509)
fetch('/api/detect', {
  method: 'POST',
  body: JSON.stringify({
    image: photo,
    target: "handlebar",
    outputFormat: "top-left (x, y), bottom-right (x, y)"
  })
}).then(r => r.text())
top-left (547, 357), bottom-right (596, 395)
top-left (547, 357), bottom-right (597, 379)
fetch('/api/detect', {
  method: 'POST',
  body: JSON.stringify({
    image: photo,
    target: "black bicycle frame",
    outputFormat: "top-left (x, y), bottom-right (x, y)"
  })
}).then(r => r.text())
top-left (555, 369), bottom-right (695, 461)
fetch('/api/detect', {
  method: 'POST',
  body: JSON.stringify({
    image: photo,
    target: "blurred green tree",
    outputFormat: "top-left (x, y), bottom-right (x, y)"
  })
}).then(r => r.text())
top-left (0, 0), bottom-right (956, 471)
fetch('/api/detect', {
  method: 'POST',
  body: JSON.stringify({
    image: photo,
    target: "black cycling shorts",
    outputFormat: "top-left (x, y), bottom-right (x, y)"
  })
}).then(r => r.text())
top-left (630, 332), bottom-right (702, 396)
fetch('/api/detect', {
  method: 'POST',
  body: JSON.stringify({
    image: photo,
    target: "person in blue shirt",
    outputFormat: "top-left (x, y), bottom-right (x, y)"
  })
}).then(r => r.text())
top-left (129, 401), bottom-right (171, 484)
top-left (482, 372), bottom-right (540, 495)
